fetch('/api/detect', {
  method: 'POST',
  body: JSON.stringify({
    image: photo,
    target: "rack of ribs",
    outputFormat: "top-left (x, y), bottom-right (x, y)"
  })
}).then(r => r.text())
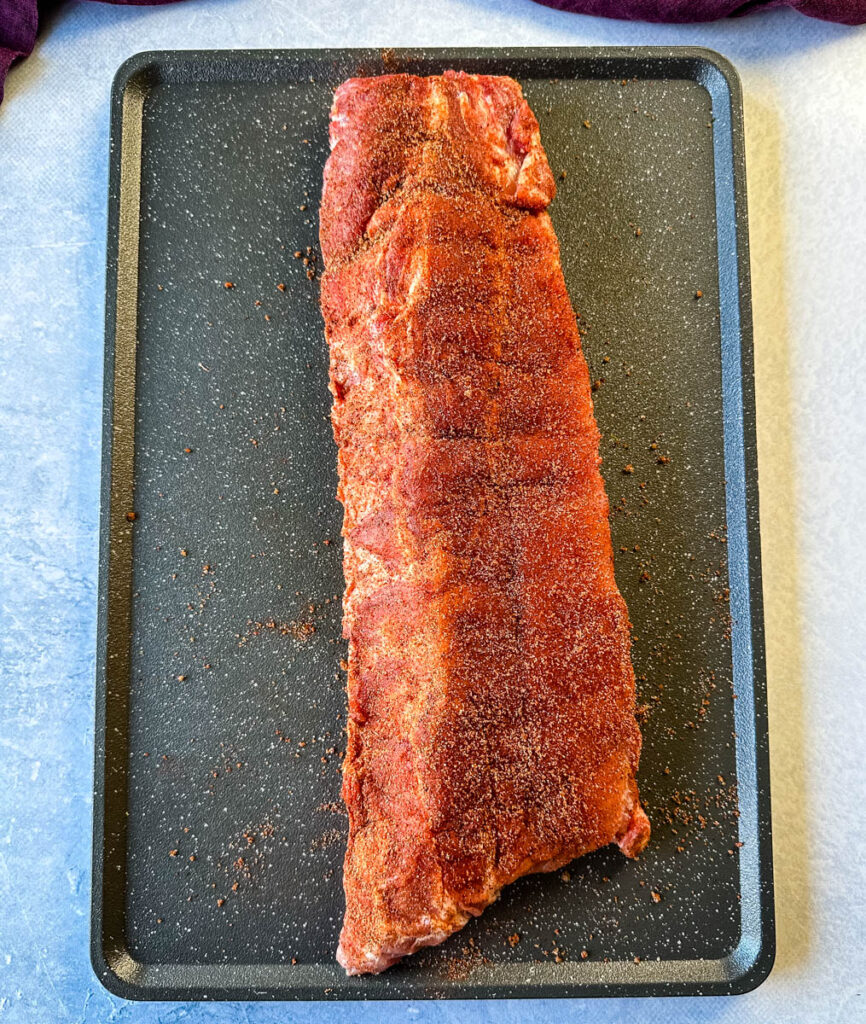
top-left (318, 70), bottom-right (650, 977)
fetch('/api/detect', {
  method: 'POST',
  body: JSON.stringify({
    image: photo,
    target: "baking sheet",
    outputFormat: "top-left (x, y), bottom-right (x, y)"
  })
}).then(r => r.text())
top-left (92, 46), bottom-right (774, 1000)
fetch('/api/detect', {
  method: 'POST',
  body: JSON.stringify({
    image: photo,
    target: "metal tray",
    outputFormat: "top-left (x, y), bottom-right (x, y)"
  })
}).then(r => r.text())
top-left (92, 46), bottom-right (774, 1001)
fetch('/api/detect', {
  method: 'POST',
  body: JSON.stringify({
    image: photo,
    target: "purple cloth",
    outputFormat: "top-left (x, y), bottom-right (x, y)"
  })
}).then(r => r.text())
top-left (1, 0), bottom-right (38, 101)
top-left (531, 0), bottom-right (866, 24)
top-left (0, 0), bottom-right (179, 103)
top-left (1, 0), bottom-right (864, 105)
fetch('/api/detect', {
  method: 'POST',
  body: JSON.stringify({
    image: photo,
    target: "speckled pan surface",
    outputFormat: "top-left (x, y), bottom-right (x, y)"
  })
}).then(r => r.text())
top-left (92, 47), bottom-right (773, 1001)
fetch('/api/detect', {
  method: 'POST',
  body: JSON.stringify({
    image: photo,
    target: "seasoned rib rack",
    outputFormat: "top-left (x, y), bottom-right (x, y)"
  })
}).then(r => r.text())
top-left (319, 71), bottom-right (649, 976)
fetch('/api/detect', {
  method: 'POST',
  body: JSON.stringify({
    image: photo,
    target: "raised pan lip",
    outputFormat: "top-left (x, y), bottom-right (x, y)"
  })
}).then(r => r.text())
top-left (90, 930), bottom-right (776, 1001)
top-left (109, 44), bottom-right (743, 95)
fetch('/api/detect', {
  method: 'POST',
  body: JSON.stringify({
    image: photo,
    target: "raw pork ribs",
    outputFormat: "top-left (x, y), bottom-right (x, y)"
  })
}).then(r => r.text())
top-left (318, 71), bottom-right (649, 976)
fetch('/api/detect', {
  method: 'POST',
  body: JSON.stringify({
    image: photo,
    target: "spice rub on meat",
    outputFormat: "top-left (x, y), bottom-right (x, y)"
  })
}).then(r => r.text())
top-left (319, 71), bottom-right (650, 977)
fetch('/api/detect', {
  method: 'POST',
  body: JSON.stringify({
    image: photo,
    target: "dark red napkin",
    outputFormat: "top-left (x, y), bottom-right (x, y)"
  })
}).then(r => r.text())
top-left (1, 0), bottom-right (864, 105)
top-left (532, 0), bottom-right (865, 23)
top-left (0, 0), bottom-right (178, 103)
top-left (1, 0), bottom-right (37, 100)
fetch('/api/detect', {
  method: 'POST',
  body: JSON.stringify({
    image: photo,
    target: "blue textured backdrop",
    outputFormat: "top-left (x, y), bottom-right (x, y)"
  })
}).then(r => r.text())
top-left (1, 2), bottom-right (865, 1022)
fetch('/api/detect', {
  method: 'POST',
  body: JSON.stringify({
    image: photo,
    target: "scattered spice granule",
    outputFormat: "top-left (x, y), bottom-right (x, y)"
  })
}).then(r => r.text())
top-left (277, 282), bottom-right (286, 291)
top-left (217, 898), bottom-right (225, 907)
top-left (232, 882), bottom-right (239, 892)
top-left (264, 314), bottom-right (271, 322)
top-left (580, 949), bottom-right (589, 960)
top-left (291, 958), bottom-right (298, 965)
top-left (507, 933), bottom-right (520, 947)
top-left (168, 849), bottom-right (178, 858)
top-left (651, 891), bottom-right (662, 903)
top-left (623, 464), bottom-right (634, 475)
top-left (180, 549), bottom-right (188, 557)
top-left (635, 227), bottom-right (642, 237)
top-left (156, 917), bottom-right (163, 924)
top-left (696, 289), bottom-right (703, 299)
top-left (223, 282), bottom-right (234, 289)
top-left (561, 870), bottom-right (571, 882)
top-left (125, 511), bottom-right (137, 522)
top-left (183, 447), bottom-right (192, 454)
top-left (293, 251), bottom-right (302, 258)
top-left (582, 119), bottom-right (591, 128)
top-left (176, 675), bottom-right (186, 682)
top-left (189, 855), bottom-right (196, 862)
top-left (657, 455), bottom-right (671, 465)
top-left (634, 956), bottom-right (641, 964)
top-left (291, 620), bottom-right (316, 640)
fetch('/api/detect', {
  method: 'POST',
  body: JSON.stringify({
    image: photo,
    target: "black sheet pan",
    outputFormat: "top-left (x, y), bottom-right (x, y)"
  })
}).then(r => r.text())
top-left (92, 46), bottom-right (774, 1000)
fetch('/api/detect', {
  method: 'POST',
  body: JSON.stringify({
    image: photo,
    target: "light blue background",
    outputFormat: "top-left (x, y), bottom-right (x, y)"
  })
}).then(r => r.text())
top-left (2, 2), bottom-right (865, 1022)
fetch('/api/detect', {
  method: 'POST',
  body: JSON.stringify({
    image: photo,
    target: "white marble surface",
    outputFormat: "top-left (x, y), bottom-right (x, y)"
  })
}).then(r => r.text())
top-left (1, 2), bottom-right (865, 1022)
